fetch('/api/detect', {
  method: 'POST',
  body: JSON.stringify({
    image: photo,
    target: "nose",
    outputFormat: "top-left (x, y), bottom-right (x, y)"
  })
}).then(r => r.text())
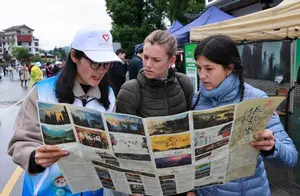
top-left (199, 70), bottom-right (207, 81)
top-left (144, 59), bottom-right (152, 69)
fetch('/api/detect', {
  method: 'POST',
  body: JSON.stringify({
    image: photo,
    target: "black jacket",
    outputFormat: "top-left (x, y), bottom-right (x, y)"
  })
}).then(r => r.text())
top-left (108, 62), bottom-right (127, 95)
top-left (128, 55), bottom-right (143, 80)
top-left (116, 69), bottom-right (194, 118)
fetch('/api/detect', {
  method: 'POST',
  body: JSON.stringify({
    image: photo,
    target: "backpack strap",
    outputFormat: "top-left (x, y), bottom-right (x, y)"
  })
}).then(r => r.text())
top-left (175, 72), bottom-right (190, 110)
top-left (131, 79), bottom-right (143, 115)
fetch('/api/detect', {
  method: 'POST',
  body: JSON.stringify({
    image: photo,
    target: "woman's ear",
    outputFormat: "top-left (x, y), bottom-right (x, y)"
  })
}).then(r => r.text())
top-left (168, 56), bottom-right (176, 68)
top-left (226, 63), bottom-right (235, 76)
top-left (70, 49), bottom-right (78, 63)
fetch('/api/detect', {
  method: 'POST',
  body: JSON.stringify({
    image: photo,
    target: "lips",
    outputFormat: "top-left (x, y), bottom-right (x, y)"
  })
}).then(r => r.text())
top-left (144, 70), bottom-right (153, 73)
top-left (92, 76), bottom-right (100, 81)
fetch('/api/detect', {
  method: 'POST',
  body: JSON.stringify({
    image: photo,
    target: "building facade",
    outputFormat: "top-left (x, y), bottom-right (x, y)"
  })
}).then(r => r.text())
top-left (0, 25), bottom-right (40, 60)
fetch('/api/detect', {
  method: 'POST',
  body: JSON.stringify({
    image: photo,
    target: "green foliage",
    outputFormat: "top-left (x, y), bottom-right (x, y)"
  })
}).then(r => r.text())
top-left (154, 0), bottom-right (205, 24)
top-left (3, 50), bottom-right (12, 63)
top-left (10, 46), bottom-right (32, 62)
top-left (106, 0), bottom-right (165, 55)
top-left (30, 54), bottom-right (42, 63)
top-left (48, 46), bottom-right (67, 61)
top-left (105, 0), bottom-right (205, 54)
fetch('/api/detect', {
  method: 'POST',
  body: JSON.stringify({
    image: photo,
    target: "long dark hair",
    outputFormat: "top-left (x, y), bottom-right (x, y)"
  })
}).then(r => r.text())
top-left (55, 49), bottom-right (111, 110)
top-left (193, 35), bottom-right (245, 109)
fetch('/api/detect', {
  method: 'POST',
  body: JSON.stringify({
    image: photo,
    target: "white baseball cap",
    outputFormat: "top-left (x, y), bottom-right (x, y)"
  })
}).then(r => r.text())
top-left (71, 26), bottom-right (122, 63)
top-left (55, 61), bottom-right (62, 65)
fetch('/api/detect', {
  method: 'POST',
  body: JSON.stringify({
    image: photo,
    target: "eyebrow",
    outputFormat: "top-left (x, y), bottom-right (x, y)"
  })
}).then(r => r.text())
top-left (144, 54), bottom-right (162, 59)
top-left (198, 64), bottom-right (214, 68)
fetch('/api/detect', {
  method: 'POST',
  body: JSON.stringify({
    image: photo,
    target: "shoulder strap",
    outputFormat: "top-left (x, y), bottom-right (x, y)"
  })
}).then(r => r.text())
top-left (175, 73), bottom-right (189, 110)
top-left (131, 79), bottom-right (143, 115)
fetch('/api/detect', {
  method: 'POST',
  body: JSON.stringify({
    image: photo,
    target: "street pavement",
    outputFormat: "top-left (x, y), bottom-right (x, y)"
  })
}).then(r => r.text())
top-left (0, 72), bottom-right (29, 195)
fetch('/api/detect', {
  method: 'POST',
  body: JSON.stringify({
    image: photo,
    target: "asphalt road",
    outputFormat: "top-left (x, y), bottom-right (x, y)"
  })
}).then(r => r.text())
top-left (0, 72), bottom-right (29, 195)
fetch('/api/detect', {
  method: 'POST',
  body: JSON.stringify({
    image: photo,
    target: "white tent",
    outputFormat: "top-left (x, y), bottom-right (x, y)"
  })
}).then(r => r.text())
top-left (190, 0), bottom-right (300, 41)
top-left (190, 0), bottom-right (300, 113)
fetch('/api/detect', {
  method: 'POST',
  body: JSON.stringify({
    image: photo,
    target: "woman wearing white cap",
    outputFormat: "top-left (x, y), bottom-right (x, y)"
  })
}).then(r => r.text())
top-left (8, 26), bottom-right (122, 196)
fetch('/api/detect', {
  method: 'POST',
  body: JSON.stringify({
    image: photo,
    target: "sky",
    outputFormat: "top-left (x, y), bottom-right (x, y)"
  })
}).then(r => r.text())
top-left (1, 0), bottom-right (112, 50)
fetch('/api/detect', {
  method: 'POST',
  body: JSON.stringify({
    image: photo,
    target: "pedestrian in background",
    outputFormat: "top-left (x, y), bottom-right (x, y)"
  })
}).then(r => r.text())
top-left (30, 62), bottom-right (43, 87)
top-left (45, 62), bottom-right (53, 78)
top-left (108, 48), bottom-right (128, 96)
top-left (20, 63), bottom-right (29, 87)
top-left (52, 61), bottom-right (63, 76)
top-left (128, 46), bottom-right (143, 80)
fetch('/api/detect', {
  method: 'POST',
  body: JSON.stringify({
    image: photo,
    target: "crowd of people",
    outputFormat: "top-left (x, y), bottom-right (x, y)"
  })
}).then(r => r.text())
top-left (0, 60), bottom-right (65, 88)
top-left (7, 25), bottom-right (298, 196)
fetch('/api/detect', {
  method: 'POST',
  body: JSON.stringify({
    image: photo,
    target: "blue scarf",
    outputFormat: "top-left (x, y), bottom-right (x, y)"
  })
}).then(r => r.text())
top-left (198, 73), bottom-right (241, 108)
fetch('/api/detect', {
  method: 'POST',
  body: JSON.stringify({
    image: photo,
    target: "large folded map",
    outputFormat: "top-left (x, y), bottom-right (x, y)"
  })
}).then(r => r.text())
top-left (37, 97), bottom-right (284, 195)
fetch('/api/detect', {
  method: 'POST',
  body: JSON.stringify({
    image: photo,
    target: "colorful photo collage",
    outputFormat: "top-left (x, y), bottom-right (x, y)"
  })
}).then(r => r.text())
top-left (194, 181), bottom-right (224, 189)
top-left (125, 173), bottom-right (146, 194)
top-left (104, 113), bottom-right (150, 162)
top-left (193, 105), bottom-right (235, 163)
top-left (159, 175), bottom-right (177, 195)
top-left (195, 137), bottom-right (230, 162)
top-left (93, 160), bottom-right (154, 194)
top-left (38, 102), bottom-right (76, 145)
top-left (69, 106), bottom-right (109, 150)
top-left (195, 162), bottom-right (211, 180)
top-left (95, 151), bottom-right (120, 167)
top-left (146, 113), bottom-right (192, 169)
top-left (193, 161), bottom-right (225, 189)
top-left (95, 167), bottom-right (116, 190)
top-left (92, 161), bottom-right (155, 178)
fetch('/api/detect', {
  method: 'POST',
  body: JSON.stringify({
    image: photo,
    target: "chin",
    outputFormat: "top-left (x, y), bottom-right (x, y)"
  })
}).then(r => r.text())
top-left (88, 80), bottom-right (101, 87)
top-left (204, 85), bottom-right (214, 91)
top-left (144, 72), bottom-right (155, 79)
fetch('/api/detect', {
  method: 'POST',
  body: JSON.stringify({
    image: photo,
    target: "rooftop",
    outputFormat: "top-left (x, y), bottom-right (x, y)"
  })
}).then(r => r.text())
top-left (207, 0), bottom-right (260, 12)
top-left (4, 25), bottom-right (34, 32)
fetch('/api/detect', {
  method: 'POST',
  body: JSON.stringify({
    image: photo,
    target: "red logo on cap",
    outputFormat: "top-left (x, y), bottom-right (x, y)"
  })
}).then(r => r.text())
top-left (102, 34), bottom-right (109, 42)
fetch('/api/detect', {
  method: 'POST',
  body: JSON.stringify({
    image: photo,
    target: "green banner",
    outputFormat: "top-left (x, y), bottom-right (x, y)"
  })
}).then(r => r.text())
top-left (294, 39), bottom-right (300, 82)
top-left (184, 43), bottom-right (198, 93)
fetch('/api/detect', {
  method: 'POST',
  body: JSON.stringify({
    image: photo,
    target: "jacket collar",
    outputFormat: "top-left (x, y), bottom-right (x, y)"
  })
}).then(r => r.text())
top-left (137, 69), bottom-right (176, 88)
top-left (200, 73), bottom-right (240, 106)
top-left (73, 79), bottom-right (101, 99)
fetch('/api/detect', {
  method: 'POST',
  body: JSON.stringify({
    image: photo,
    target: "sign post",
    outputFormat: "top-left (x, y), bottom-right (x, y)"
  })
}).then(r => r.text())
top-left (184, 43), bottom-right (198, 93)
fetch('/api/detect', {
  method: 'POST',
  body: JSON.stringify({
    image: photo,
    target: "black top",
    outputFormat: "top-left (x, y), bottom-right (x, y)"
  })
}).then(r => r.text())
top-left (80, 84), bottom-right (91, 94)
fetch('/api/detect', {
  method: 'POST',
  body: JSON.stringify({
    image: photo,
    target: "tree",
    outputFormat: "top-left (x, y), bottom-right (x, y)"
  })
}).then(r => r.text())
top-left (47, 46), bottom-right (67, 61)
top-left (156, 0), bottom-right (205, 24)
top-left (105, 0), bottom-right (205, 54)
top-left (3, 49), bottom-right (12, 63)
top-left (11, 46), bottom-right (32, 62)
top-left (106, 0), bottom-right (166, 54)
top-left (58, 48), bottom-right (67, 60)
top-left (30, 54), bottom-right (42, 63)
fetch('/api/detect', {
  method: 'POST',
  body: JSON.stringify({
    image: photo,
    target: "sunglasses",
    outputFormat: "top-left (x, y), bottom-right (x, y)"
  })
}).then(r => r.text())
top-left (83, 54), bottom-right (114, 70)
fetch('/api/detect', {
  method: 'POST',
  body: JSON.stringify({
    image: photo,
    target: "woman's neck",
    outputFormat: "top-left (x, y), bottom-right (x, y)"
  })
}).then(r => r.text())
top-left (155, 70), bottom-right (169, 80)
top-left (76, 74), bottom-right (88, 85)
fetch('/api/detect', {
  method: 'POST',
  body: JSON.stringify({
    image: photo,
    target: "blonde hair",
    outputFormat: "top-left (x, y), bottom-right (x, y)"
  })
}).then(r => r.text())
top-left (144, 30), bottom-right (177, 58)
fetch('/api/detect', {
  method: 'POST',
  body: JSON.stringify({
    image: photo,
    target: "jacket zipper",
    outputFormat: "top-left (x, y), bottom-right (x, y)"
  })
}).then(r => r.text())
top-left (165, 81), bottom-right (169, 115)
